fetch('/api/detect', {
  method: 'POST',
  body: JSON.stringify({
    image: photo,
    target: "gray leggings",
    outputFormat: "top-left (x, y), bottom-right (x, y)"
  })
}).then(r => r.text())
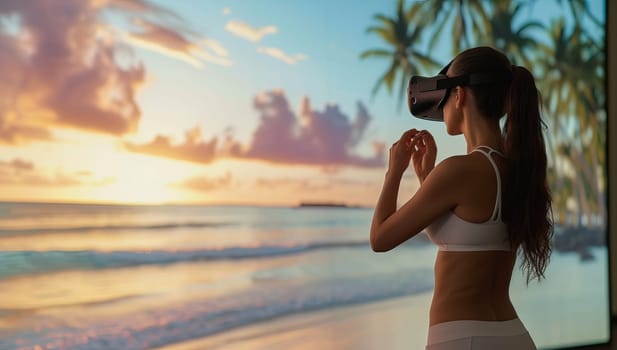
top-left (426, 318), bottom-right (537, 350)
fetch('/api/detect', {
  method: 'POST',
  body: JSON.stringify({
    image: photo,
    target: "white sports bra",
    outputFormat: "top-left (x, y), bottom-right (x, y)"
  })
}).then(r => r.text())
top-left (425, 146), bottom-right (511, 252)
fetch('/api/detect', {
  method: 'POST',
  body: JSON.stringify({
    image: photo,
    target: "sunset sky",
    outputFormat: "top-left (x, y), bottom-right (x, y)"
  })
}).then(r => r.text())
top-left (0, 0), bottom-right (602, 206)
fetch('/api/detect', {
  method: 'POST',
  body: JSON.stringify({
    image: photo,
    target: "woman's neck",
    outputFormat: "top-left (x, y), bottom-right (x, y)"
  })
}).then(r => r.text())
top-left (464, 118), bottom-right (503, 153)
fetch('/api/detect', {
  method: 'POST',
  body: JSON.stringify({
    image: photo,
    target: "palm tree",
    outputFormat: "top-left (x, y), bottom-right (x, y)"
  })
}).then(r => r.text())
top-left (538, 19), bottom-right (602, 128)
top-left (360, 0), bottom-right (440, 107)
top-left (478, 0), bottom-right (543, 67)
top-left (412, 0), bottom-right (492, 55)
top-left (360, 0), bottom-right (606, 228)
top-left (536, 18), bottom-right (605, 227)
top-left (553, 0), bottom-right (604, 28)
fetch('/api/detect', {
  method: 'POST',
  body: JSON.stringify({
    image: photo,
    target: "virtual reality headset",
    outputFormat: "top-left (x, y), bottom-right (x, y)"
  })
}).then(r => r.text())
top-left (407, 61), bottom-right (512, 121)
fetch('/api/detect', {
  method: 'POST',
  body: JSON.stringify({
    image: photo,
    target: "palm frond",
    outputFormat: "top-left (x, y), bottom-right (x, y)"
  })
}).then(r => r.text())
top-left (359, 49), bottom-right (395, 60)
top-left (371, 59), bottom-right (399, 97)
top-left (365, 26), bottom-right (397, 45)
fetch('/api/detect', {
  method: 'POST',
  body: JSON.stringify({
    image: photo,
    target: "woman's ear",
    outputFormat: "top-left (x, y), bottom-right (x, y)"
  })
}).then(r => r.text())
top-left (455, 86), bottom-right (465, 109)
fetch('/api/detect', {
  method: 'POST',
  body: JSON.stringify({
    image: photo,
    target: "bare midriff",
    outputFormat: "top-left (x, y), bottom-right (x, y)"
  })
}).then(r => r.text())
top-left (429, 249), bottom-right (519, 326)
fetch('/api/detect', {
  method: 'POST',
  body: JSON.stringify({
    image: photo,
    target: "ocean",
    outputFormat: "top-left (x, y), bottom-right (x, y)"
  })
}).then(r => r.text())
top-left (0, 202), bottom-right (610, 350)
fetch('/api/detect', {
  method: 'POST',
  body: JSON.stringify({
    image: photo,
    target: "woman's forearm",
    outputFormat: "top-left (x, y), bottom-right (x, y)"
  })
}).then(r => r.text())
top-left (370, 171), bottom-right (403, 250)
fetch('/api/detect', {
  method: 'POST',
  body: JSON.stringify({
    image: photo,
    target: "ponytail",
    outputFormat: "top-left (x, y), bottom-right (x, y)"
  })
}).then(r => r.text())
top-left (503, 65), bottom-right (554, 284)
top-left (451, 47), bottom-right (554, 284)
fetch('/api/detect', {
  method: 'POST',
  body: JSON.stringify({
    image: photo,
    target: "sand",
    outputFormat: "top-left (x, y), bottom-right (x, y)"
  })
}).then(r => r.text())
top-left (155, 293), bottom-right (434, 350)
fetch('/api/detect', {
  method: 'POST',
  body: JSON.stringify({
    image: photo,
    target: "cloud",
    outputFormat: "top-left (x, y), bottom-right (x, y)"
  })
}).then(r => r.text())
top-left (255, 176), bottom-right (376, 191)
top-left (125, 90), bottom-right (384, 169)
top-left (124, 126), bottom-right (221, 164)
top-left (225, 20), bottom-right (277, 42)
top-left (105, 0), bottom-right (182, 20)
top-left (173, 172), bottom-right (232, 192)
top-left (225, 19), bottom-right (306, 65)
top-left (0, 158), bottom-right (34, 171)
top-left (0, 0), bottom-right (230, 144)
top-left (0, 24), bottom-right (53, 144)
top-left (0, 158), bottom-right (113, 186)
top-left (202, 38), bottom-right (229, 57)
top-left (242, 90), bottom-right (384, 168)
top-left (0, 121), bottom-right (53, 145)
top-left (124, 18), bottom-right (231, 67)
top-left (257, 47), bottom-right (307, 65)
top-left (0, 0), bottom-right (151, 141)
top-left (222, 8), bottom-right (231, 16)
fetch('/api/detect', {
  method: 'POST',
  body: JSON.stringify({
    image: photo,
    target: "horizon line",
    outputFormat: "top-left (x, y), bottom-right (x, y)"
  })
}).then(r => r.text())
top-left (0, 199), bottom-right (373, 209)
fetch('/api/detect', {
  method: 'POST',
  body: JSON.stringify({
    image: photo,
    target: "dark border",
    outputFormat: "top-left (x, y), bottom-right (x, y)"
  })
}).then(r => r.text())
top-left (607, 0), bottom-right (613, 344)
top-left (604, 0), bottom-right (613, 346)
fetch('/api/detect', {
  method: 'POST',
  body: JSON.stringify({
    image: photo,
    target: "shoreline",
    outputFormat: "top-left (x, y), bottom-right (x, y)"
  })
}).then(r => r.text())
top-left (154, 292), bottom-right (433, 350)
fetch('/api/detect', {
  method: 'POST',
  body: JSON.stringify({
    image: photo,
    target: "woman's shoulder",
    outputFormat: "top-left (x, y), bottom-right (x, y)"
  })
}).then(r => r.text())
top-left (430, 153), bottom-right (493, 186)
top-left (423, 155), bottom-right (475, 189)
top-left (434, 154), bottom-right (477, 175)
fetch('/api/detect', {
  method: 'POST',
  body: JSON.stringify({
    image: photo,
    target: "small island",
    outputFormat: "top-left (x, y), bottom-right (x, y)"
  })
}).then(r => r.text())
top-left (297, 202), bottom-right (349, 208)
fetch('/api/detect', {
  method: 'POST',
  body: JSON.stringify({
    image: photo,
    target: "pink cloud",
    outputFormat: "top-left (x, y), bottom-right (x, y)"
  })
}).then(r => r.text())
top-left (242, 90), bottom-right (384, 168)
top-left (0, 158), bottom-right (34, 171)
top-left (0, 25), bottom-right (53, 144)
top-left (0, 0), bottom-right (149, 140)
top-left (125, 90), bottom-right (385, 169)
top-left (129, 18), bottom-right (194, 53)
top-left (0, 121), bottom-right (52, 145)
top-left (0, 158), bottom-right (112, 186)
top-left (0, 0), bottom-right (225, 144)
top-left (125, 18), bottom-right (231, 67)
top-left (125, 126), bottom-right (220, 163)
top-left (106, 0), bottom-right (182, 20)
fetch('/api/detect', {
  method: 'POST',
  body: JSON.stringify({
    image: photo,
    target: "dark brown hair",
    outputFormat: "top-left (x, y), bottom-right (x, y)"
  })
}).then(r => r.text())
top-left (451, 46), bottom-right (553, 283)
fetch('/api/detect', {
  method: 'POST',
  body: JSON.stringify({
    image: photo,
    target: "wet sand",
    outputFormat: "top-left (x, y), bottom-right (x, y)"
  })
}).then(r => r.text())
top-left (155, 293), bottom-right (433, 350)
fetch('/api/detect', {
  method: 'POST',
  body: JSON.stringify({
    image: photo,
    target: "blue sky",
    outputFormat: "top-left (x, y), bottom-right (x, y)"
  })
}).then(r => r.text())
top-left (135, 0), bottom-right (605, 158)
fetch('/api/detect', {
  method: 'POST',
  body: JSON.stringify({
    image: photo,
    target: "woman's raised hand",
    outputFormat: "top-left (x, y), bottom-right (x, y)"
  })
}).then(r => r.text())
top-left (387, 129), bottom-right (418, 177)
top-left (388, 129), bottom-right (437, 183)
top-left (410, 130), bottom-right (437, 184)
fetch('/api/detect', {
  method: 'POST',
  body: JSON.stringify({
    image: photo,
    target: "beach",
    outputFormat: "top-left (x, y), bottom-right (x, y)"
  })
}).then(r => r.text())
top-left (155, 293), bottom-right (433, 350)
top-left (157, 241), bottom-right (612, 350)
top-left (155, 242), bottom-right (611, 350)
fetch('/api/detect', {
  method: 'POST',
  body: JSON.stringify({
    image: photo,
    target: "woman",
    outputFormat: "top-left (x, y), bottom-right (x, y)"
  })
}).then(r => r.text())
top-left (370, 46), bottom-right (552, 349)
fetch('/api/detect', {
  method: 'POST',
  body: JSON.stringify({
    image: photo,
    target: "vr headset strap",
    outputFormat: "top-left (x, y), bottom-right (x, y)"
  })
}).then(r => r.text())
top-left (467, 71), bottom-right (512, 86)
top-left (434, 71), bottom-right (512, 91)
